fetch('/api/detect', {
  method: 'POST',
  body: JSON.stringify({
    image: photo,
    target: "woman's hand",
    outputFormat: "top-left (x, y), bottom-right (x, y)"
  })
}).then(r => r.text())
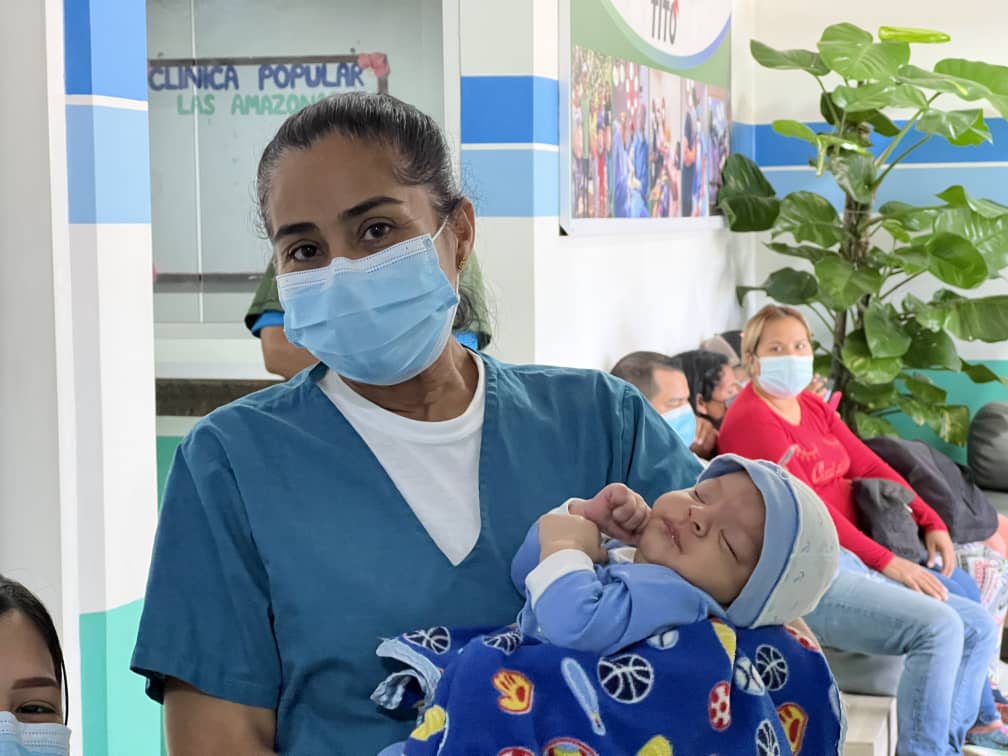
top-left (569, 483), bottom-right (651, 544)
top-left (924, 529), bottom-right (956, 577)
top-left (807, 374), bottom-right (829, 400)
top-left (690, 417), bottom-right (718, 459)
top-left (538, 513), bottom-right (609, 564)
top-left (881, 555), bottom-right (949, 601)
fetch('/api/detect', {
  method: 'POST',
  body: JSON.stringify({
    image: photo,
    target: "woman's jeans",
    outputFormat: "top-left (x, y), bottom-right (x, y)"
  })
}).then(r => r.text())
top-left (806, 550), bottom-right (1000, 756)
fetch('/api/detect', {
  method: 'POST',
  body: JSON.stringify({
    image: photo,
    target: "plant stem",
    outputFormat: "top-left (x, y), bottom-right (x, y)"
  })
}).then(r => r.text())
top-left (876, 135), bottom-right (932, 185)
top-left (817, 77), bottom-right (841, 125)
top-left (879, 272), bottom-right (924, 300)
top-left (807, 304), bottom-right (836, 333)
top-left (874, 94), bottom-right (940, 168)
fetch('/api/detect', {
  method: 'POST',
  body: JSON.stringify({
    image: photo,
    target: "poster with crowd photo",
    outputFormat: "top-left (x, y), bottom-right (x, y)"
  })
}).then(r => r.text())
top-left (561, 0), bottom-right (732, 234)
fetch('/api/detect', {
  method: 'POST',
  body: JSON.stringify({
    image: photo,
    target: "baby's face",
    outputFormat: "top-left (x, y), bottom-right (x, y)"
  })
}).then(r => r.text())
top-left (635, 471), bottom-right (766, 605)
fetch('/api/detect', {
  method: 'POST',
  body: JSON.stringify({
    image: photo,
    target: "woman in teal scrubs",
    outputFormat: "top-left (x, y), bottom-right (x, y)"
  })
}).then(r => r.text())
top-left (131, 93), bottom-right (702, 755)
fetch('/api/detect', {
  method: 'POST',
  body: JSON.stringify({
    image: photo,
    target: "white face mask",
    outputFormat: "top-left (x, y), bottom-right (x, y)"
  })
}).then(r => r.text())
top-left (0, 712), bottom-right (70, 756)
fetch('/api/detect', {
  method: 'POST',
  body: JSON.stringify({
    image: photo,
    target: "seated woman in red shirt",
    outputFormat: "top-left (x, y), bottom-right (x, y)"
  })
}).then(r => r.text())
top-left (719, 304), bottom-right (1006, 755)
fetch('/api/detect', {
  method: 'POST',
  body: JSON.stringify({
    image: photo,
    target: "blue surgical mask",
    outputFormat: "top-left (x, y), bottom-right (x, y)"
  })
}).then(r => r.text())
top-left (661, 404), bottom-right (697, 448)
top-left (757, 355), bottom-right (814, 399)
top-left (0, 713), bottom-right (70, 756)
top-left (277, 223), bottom-right (459, 386)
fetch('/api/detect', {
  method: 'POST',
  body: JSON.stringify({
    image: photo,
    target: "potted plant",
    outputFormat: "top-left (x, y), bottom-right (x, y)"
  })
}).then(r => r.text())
top-left (719, 23), bottom-right (1008, 444)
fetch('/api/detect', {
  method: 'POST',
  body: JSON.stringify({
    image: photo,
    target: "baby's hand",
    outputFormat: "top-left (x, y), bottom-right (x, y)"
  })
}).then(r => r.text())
top-left (569, 483), bottom-right (651, 545)
top-left (538, 513), bottom-right (608, 564)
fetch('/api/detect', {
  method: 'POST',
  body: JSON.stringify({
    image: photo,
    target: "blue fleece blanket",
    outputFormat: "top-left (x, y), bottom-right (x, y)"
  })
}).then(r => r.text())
top-left (373, 619), bottom-right (844, 755)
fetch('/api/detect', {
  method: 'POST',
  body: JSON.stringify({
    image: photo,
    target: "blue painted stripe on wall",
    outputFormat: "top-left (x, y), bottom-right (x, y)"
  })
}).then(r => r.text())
top-left (731, 122), bottom-right (756, 161)
top-left (67, 105), bottom-right (152, 223)
top-left (461, 76), bottom-right (559, 146)
top-left (763, 164), bottom-right (1008, 209)
top-left (736, 117), bottom-right (1008, 167)
top-left (65, 0), bottom-right (149, 100)
top-left (461, 148), bottom-right (559, 217)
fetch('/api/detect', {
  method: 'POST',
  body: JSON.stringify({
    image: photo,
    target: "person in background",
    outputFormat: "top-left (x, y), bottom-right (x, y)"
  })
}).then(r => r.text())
top-left (610, 351), bottom-right (716, 458)
top-left (0, 575), bottom-right (70, 755)
top-left (246, 256), bottom-right (493, 380)
top-left (132, 92), bottom-right (702, 755)
top-left (671, 349), bottom-right (741, 460)
top-left (718, 303), bottom-right (1008, 754)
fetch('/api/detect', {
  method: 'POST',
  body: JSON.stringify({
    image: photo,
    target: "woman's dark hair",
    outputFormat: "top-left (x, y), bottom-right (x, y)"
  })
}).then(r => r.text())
top-left (0, 575), bottom-right (68, 724)
top-left (256, 92), bottom-right (490, 346)
top-left (672, 349), bottom-right (731, 411)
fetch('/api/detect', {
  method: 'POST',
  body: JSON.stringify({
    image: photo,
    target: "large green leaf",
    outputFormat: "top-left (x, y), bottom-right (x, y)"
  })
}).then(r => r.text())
top-left (881, 220), bottom-right (912, 243)
top-left (763, 268), bottom-right (820, 305)
top-left (897, 394), bottom-right (940, 426)
top-left (879, 201), bottom-right (940, 232)
top-left (902, 372), bottom-right (948, 403)
top-left (864, 301), bottom-right (912, 358)
top-left (832, 82), bottom-right (929, 111)
top-left (936, 185), bottom-right (1008, 219)
top-left (902, 293), bottom-right (947, 330)
top-left (818, 23), bottom-right (911, 80)
top-left (830, 152), bottom-right (876, 204)
top-left (960, 359), bottom-right (1008, 385)
top-left (934, 58), bottom-right (1008, 97)
top-left (819, 92), bottom-right (900, 136)
top-left (841, 329), bottom-right (903, 383)
top-left (892, 245), bottom-right (930, 274)
top-left (765, 242), bottom-right (833, 263)
top-left (903, 326), bottom-right (961, 369)
top-left (933, 207), bottom-right (1008, 274)
top-left (934, 405), bottom-right (971, 445)
top-left (718, 154), bottom-right (781, 232)
top-left (925, 232), bottom-right (988, 288)
top-left (774, 191), bottom-right (845, 247)
top-left (878, 26), bottom-right (951, 44)
top-left (896, 64), bottom-right (1008, 118)
top-left (751, 39), bottom-right (830, 76)
top-left (939, 293), bottom-right (1008, 342)
top-left (815, 256), bottom-right (883, 309)
top-left (856, 412), bottom-right (900, 438)
top-left (846, 380), bottom-right (899, 410)
top-left (916, 109), bottom-right (992, 146)
top-left (772, 120), bottom-right (817, 144)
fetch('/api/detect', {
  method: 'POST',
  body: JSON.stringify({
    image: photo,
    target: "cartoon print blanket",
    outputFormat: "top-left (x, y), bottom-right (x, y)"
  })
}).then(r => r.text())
top-left (372, 619), bottom-right (844, 755)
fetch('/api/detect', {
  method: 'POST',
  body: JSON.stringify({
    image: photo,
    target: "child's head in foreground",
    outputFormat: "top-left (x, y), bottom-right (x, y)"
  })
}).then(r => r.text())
top-left (636, 454), bottom-right (838, 627)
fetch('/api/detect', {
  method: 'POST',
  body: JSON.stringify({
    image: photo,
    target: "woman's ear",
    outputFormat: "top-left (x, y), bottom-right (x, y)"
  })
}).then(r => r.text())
top-left (695, 393), bottom-right (708, 416)
top-left (450, 199), bottom-right (476, 272)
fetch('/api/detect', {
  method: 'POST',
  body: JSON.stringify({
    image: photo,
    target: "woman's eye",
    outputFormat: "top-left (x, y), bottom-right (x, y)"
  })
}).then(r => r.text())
top-left (289, 244), bottom-right (320, 263)
top-left (362, 223), bottom-right (392, 242)
top-left (17, 703), bottom-right (56, 715)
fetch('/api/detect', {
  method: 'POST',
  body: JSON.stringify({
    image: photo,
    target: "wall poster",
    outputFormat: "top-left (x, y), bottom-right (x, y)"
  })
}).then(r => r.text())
top-left (561, 0), bottom-right (732, 234)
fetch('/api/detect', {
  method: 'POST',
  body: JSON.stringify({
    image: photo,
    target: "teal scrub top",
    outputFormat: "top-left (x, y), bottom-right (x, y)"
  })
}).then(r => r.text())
top-left (131, 355), bottom-right (702, 754)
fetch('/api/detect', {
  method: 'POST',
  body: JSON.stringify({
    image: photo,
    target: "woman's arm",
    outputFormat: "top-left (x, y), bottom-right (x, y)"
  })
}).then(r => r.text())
top-left (165, 679), bottom-right (276, 755)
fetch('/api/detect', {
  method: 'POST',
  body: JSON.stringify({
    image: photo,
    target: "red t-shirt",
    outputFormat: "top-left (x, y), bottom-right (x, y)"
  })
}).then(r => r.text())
top-left (718, 384), bottom-right (946, 571)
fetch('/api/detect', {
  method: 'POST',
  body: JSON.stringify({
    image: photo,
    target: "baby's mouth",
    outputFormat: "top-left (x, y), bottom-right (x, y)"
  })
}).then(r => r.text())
top-left (663, 518), bottom-right (680, 550)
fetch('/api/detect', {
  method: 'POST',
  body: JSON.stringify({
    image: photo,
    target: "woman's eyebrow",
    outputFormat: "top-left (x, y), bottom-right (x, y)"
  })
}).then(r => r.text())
top-left (12, 676), bottom-right (58, 690)
top-left (338, 196), bottom-right (404, 220)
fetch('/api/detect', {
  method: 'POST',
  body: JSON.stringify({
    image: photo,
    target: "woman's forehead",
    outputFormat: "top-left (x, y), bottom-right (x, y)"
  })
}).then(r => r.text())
top-left (0, 611), bottom-right (55, 677)
top-left (267, 135), bottom-right (426, 225)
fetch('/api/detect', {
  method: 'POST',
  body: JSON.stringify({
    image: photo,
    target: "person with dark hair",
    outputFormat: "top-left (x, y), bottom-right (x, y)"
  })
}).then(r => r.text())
top-left (131, 92), bottom-right (701, 755)
top-left (674, 349), bottom-right (740, 426)
top-left (245, 256), bottom-right (493, 380)
top-left (610, 351), bottom-right (715, 455)
top-left (0, 575), bottom-right (70, 754)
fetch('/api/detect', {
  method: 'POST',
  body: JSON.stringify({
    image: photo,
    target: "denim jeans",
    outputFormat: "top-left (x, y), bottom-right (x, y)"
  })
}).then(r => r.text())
top-left (806, 550), bottom-right (999, 756)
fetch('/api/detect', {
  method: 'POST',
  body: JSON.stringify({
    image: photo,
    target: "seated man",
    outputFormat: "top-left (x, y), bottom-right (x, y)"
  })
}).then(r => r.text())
top-left (246, 257), bottom-right (493, 379)
top-left (611, 351), bottom-right (716, 458)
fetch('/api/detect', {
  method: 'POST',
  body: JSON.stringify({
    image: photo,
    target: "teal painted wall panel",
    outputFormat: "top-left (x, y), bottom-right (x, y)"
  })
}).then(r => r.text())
top-left (80, 600), bottom-right (162, 754)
